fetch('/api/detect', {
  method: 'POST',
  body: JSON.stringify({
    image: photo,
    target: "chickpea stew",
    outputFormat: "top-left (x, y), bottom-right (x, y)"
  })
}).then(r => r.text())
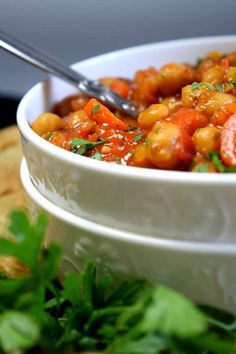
top-left (32, 50), bottom-right (236, 172)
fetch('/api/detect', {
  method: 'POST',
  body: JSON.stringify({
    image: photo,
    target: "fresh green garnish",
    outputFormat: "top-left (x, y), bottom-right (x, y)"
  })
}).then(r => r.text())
top-left (224, 166), bottom-right (236, 172)
top-left (191, 82), bottom-right (202, 90)
top-left (0, 210), bottom-right (61, 353)
top-left (196, 163), bottom-right (209, 173)
top-left (71, 137), bottom-right (109, 155)
top-left (210, 151), bottom-right (226, 172)
top-left (209, 151), bottom-right (236, 173)
top-left (204, 82), bottom-right (214, 91)
top-left (195, 58), bottom-right (203, 69)
top-left (44, 133), bottom-right (53, 141)
top-left (133, 133), bottom-right (145, 142)
top-left (91, 151), bottom-right (103, 160)
top-left (1, 210), bottom-right (236, 353)
top-left (191, 82), bottom-right (214, 91)
top-left (216, 84), bottom-right (224, 92)
top-left (228, 80), bottom-right (236, 86)
top-left (92, 104), bottom-right (100, 115)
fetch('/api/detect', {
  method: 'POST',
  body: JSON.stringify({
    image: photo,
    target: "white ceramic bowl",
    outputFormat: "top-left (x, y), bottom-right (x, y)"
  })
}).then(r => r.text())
top-left (17, 36), bottom-right (236, 242)
top-left (20, 158), bottom-right (236, 314)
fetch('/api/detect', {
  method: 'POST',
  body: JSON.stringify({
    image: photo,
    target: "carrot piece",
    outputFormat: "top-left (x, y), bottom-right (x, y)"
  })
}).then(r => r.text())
top-left (84, 98), bottom-right (129, 130)
top-left (169, 108), bottom-right (208, 135)
top-left (220, 113), bottom-right (236, 166)
top-left (110, 79), bottom-right (130, 98)
top-left (210, 103), bottom-right (236, 127)
top-left (221, 58), bottom-right (229, 71)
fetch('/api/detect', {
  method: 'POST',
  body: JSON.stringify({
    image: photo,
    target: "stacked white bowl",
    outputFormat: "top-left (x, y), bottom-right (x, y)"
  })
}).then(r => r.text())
top-left (17, 36), bottom-right (236, 314)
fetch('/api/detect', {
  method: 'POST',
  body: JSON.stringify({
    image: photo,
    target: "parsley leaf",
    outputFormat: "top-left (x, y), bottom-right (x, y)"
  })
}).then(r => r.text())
top-left (0, 311), bottom-right (40, 352)
top-left (133, 133), bottom-right (145, 142)
top-left (209, 151), bottom-right (226, 172)
top-left (44, 133), bottom-right (53, 141)
top-left (71, 137), bottom-right (109, 155)
top-left (209, 151), bottom-right (236, 173)
top-left (195, 58), bottom-right (203, 69)
top-left (140, 286), bottom-right (207, 337)
top-left (191, 82), bottom-right (201, 90)
top-left (228, 80), bottom-right (236, 86)
top-left (197, 163), bottom-right (209, 173)
top-left (1, 210), bottom-right (236, 354)
top-left (216, 84), bottom-right (224, 92)
top-left (92, 104), bottom-right (100, 115)
top-left (191, 82), bottom-right (214, 91)
top-left (91, 152), bottom-right (103, 160)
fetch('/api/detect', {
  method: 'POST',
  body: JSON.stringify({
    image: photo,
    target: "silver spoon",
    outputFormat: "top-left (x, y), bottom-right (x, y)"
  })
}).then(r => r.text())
top-left (0, 30), bottom-right (138, 118)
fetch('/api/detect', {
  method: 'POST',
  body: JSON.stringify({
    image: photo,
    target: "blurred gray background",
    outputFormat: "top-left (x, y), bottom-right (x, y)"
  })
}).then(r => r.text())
top-left (0, 0), bottom-right (236, 99)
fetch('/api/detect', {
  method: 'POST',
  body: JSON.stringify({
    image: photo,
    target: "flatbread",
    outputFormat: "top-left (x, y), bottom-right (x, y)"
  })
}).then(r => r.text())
top-left (0, 125), bottom-right (26, 236)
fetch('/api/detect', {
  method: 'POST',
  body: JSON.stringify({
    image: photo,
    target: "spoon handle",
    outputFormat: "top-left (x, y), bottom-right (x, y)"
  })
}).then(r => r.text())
top-left (0, 30), bottom-right (86, 84)
top-left (0, 30), bottom-right (138, 117)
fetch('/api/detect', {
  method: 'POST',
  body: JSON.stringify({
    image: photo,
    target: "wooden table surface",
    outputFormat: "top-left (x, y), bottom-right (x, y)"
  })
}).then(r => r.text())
top-left (0, 125), bottom-right (26, 235)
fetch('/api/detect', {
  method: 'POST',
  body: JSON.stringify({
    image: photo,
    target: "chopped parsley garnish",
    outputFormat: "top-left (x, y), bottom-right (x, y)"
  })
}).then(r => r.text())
top-left (91, 104), bottom-right (100, 115)
top-left (196, 163), bottom-right (209, 173)
top-left (191, 82), bottom-right (202, 90)
top-left (194, 58), bottom-right (203, 69)
top-left (216, 84), bottom-right (223, 92)
top-left (91, 151), bottom-right (103, 160)
top-left (229, 80), bottom-right (236, 86)
top-left (1, 210), bottom-right (236, 353)
top-left (191, 82), bottom-right (214, 91)
top-left (44, 133), bottom-right (53, 141)
top-left (71, 137), bottom-right (108, 155)
top-left (209, 151), bottom-right (236, 173)
top-left (133, 133), bottom-right (145, 142)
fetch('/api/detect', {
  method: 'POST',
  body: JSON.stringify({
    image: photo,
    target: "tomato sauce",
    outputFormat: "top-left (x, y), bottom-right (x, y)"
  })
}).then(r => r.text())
top-left (31, 50), bottom-right (236, 173)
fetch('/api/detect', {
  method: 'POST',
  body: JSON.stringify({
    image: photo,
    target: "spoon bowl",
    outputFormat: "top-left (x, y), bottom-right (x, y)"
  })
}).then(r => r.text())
top-left (0, 30), bottom-right (138, 117)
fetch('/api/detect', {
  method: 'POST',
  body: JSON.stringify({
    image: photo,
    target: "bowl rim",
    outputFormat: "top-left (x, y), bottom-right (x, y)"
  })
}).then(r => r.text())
top-left (17, 35), bottom-right (236, 185)
top-left (20, 158), bottom-right (236, 254)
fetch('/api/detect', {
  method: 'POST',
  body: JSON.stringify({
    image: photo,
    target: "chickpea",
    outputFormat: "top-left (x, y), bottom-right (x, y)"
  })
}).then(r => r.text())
top-left (158, 63), bottom-right (195, 96)
top-left (193, 127), bottom-right (221, 157)
top-left (202, 65), bottom-right (224, 85)
top-left (181, 85), bottom-right (195, 108)
top-left (133, 67), bottom-right (160, 105)
top-left (32, 113), bottom-right (62, 136)
top-left (182, 83), bottom-right (210, 109)
top-left (196, 92), bottom-right (235, 116)
top-left (226, 52), bottom-right (236, 66)
top-left (146, 123), bottom-right (194, 169)
top-left (61, 110), bottom-right (96, 135)
top-left (133, 144), bottom-right (151, 167)
top-left (61, 110), bottom-right (87, 129)
top-left (226, 66), bottom-right (236, 81)
top-left (138, 104), bottom-right (169, 129)
top-left (207, 51), bottom-right (222, 59)
top-left (161, 96), bottom-right (182, 113)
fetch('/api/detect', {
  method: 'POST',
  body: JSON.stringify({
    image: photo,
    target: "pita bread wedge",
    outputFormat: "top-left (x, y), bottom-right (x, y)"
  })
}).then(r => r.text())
top-left (0, 125), bottom-right (26, 236)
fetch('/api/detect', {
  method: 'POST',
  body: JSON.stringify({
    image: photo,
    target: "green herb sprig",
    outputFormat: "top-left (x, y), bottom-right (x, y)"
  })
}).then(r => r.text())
top-left (71, 137), bottom-right (109, 155)
top-left (133, 133), bottom-right (145, 142)
top-left (191, 82), bottom-right (214, 91)
top-left (210, 151), bottom-right (236, 173)
top-left (1, 211), bottom-right (236, 354)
